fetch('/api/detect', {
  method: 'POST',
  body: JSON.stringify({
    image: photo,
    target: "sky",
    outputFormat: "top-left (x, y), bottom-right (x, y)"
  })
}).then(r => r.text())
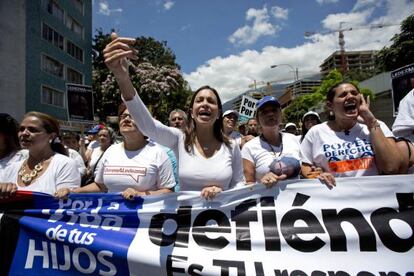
top-left (92, 0), bottom-right (414, 103)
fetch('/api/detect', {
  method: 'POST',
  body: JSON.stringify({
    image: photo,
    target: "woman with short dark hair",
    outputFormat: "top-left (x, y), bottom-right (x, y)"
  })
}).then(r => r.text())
top-left (56, 103), bottom-right (176, 200)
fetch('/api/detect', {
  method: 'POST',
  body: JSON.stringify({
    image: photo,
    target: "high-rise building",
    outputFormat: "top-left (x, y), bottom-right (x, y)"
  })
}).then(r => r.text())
top-left (320, 50), bottom-right (377, 77)
top-left (0, 0), bottom-right (92, 124)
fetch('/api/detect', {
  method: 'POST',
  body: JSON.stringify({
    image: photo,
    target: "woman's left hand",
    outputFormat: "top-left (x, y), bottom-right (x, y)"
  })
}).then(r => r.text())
top-left (201, 186), bottom-right (223, 200)
top-left (121, 188), bottom-right (144, 200)
top-left (260, 172), bottom-right (287, 188)
top-left (357, 95), bottom-right (376, 125)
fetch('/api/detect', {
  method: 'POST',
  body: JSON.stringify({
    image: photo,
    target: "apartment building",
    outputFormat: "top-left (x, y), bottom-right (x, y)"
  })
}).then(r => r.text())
top-left (0, 0), bottom-right (92, 123)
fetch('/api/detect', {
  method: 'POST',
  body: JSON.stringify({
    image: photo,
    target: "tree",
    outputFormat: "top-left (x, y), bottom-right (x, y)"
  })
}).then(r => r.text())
top-left (92, 29), bottom-right (192, 123)
top-left (344, 68), bottom-right (377, 82)
top-left (376, 15), bottom-right (414, 72)
top-left (282, 69), bottom-right (374, 124)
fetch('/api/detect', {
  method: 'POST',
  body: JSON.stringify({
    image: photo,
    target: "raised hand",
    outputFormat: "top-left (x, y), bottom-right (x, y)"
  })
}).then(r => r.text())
top-left (357, 94), bottom-right (377, 127)
top-left (103, 32), bottom-right (137, 79)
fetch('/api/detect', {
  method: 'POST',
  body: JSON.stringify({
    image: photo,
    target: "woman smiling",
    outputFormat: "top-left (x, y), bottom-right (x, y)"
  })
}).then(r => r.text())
top-left (102, 33), bottom-right (244, 199)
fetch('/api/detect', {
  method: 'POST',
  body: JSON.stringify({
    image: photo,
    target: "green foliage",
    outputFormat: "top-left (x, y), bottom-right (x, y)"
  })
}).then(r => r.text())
top-left (92, 29), bottom-right (192, 123)
top-left (376, 15), bottom-right (414, 71)
top-left (282, 69), bottom-right (374, 123)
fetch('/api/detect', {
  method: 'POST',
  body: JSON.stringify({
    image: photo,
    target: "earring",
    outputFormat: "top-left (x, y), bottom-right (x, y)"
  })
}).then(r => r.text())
top-left (329, 111), bottom-right (334, 117)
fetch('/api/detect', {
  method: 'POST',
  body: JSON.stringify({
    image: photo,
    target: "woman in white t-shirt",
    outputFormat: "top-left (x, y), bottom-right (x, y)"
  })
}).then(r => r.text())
top-left (102, 33), bottom-right (244, 199)
top-left (0, 112), bottom-right (80, 197)
top-left (242, 96), bottom-right (301, 187)
top-left (55, 104), bottom-right (176, 200)
top-left (301, 82), bottom-right (402, 187)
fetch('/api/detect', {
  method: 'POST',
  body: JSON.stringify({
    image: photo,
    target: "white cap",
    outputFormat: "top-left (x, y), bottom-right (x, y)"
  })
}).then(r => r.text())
top-left (302, 111), bottom-right (320, 121)
top-left (285, 122), bottom-right (297, 129)
top-left (222, 110), bottom-right (239, 118)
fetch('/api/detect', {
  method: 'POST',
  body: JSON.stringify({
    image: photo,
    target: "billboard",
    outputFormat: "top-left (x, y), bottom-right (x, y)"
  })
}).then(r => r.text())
top-left (66, 83), bottom-right (94, 122)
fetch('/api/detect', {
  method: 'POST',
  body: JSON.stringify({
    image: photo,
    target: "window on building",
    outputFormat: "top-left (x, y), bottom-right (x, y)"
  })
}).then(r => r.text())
top-left (67, 67), bottom-right (83, 84)
top-left (42, 23), bottom-right (64, 50)
top-left (42, 0), bottom-right (64, 23)
top-left (66, 40), bottom-right (84, 62)
top-left (66, 15), bottom-right (83, 37)
top-left (74, 0), bottom-right (84, 15)
top-left (41, 86), bottom-right (64, 107)
top-left (42, 55), bottom-right (64, 78)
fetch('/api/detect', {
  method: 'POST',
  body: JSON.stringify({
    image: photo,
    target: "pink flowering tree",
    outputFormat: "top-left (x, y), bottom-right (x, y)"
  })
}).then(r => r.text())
top-left (93, 30), bottom-right (192, 123)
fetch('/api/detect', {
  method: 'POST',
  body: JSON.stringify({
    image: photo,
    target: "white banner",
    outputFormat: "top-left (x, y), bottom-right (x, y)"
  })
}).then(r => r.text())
top-left (1, 175), bottom-right (413, 275)
top-left (128, 175), bottom-right (414, 275)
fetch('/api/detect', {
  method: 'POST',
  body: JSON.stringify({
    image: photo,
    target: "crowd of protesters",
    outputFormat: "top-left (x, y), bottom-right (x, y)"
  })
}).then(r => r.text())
top-left (1, 32), bottom-right (413, 201)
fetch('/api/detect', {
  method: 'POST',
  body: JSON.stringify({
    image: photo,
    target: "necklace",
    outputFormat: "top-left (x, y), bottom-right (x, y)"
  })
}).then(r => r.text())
top-left (18, 161), bottom-right (44, 185)
top-left (196, 137), bottom-right (211, 151)
top-left (261, 133), bottom-right (283, 157)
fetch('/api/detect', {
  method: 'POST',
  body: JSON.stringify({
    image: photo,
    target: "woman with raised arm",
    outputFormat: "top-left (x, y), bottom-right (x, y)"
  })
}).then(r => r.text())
top-left (55, 103), bottom-right (176, 200)
top-left (301, 82), bottom-right (402, 187)
top-left (0, 112), bottom-right (80, 197)
top-left (103, 33), bottom-right (244, 199)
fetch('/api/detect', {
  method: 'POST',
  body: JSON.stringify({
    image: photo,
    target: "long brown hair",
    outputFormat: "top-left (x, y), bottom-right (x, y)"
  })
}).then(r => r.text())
top-left (23, 111), bottom-right (68, 156)
top-left (184, 85), bottom-right (231, 152)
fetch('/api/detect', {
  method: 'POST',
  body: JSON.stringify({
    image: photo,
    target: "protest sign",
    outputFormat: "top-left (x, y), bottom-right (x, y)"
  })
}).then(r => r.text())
top-left (239, 95), bottom-right (258, 122)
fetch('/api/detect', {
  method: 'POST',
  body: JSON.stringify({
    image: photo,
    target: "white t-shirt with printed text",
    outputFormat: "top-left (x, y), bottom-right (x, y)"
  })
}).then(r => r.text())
top-left (94, 142), bottom-right (176, 193)
top-left (301, 121), bottom-right (394, 177)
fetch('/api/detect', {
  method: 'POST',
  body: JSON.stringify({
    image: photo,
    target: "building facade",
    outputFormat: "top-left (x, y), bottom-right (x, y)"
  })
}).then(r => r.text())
top-left (0, 0), bottom-right (92, 123)
top-left (320, 50), bottom-right (377, 77)
top-left (278, 78), bottom-right (321, 108)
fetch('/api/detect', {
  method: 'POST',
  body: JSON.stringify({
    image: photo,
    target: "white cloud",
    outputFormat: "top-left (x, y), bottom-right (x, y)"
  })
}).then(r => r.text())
top-left (352, 0), bottom-right (384, 11)
top-left (180, 24), bottom-right (191, 31)
top-left (316, 0), bottom-right (339, 4)
top-left (164, 0), bottom-right (175, 10)
top-left (185, 0), bottom-right (414, 103)
top-left (228, 6), bottom-right (281, 46)
top-left (271, 6), bottom-right (289, 20)
top-left (98, 0), bottom-right (122, 16)
top-left (322, 9), bottom-right (373, 30)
